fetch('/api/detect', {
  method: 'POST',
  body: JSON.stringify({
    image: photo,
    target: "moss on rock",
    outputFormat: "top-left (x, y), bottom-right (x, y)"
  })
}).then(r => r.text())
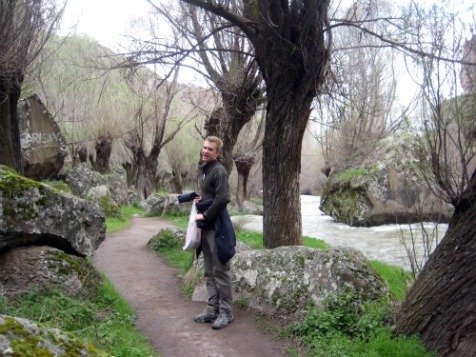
top-left (0, 315), bottom-right (108, 356)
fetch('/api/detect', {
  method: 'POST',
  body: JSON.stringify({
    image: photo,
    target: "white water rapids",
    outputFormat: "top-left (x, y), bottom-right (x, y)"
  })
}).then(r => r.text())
top-left (232, 195), bottom-right (448, 270)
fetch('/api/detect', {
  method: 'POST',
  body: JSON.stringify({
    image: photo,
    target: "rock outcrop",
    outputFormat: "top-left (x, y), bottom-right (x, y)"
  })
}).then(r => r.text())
top-left (65, 163), bottom-right (128, 205)
top-left (0, 315), bottom-right (107, 356)
top-left (18, 94), bottom-right (67, 180)
top-left (0, 166), bottom-right (105, 256)
top-left (142, 193), bottom-right (191, 216)
top-left (186, 245), bottom-right (388, 315)
top-left (320, 135), bottom-right (452, 226)
top-left (0, 246), bottom-right (102, 298)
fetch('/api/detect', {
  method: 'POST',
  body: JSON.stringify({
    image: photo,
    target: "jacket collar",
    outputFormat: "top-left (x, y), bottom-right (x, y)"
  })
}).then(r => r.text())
top-left (200, 159), bottom-right (219, 174)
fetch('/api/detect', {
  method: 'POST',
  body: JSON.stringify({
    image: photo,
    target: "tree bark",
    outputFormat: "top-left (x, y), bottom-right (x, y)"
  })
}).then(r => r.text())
top-left (234, 154), bottom-right (254, 211)
top-left (93, 136), bottom-right (112, 174)
top-left (122, 161), bottom-right (138, 188)
top-left (0, 73), bottom-right (23, 172)
top-left (394, 173), bottom-right (476, 356)
top-left (169, 169), bottom-right (183, 194)
top-left (137, 156), bottom-right (157, 200)
top-left (262, 89), bottom-right (311, 248)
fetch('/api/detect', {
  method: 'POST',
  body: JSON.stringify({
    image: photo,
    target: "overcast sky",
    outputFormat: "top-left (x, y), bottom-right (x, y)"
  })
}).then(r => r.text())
top-left (59, 0), bottom-right (153, 50)
top-left (60, 0), bottom-right (474, 49)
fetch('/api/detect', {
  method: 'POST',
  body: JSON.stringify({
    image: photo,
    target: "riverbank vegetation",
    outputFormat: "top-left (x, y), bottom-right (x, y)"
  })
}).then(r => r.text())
top-left (152, 221), bottom-right (428, 356)
top-left (0, 279), bottom-right (156, 356)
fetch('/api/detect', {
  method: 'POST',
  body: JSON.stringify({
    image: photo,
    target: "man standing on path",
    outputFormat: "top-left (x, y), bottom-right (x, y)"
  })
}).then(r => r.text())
top-left (193, 136), bottom-right (235, 330)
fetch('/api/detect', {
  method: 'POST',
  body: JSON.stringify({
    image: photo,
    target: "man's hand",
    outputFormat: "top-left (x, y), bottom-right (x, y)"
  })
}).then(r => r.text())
top-left (195, 213), bottom-right (206, 221)
top-left (193, 195), bottom-right (202, 203)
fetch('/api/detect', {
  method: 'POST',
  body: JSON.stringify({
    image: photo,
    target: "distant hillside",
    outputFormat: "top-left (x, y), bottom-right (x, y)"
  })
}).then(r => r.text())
top-left (21, 35), bottom-right (214, 174)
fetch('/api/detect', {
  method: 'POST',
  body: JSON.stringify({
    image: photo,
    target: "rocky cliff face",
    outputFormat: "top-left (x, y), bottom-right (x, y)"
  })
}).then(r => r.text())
top-left (18, 94), bottom-right (67, 180)
top-left (320, 135), bottom-right (452, 226)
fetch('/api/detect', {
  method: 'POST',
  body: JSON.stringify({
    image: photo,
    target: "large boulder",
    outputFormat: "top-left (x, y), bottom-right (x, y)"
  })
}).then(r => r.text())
top-left (320, 135), bottom-right (452, 226)
top-left (65, 163), bottom-right (128, 205)
top-left (143, 193), bottom-right (191, 216)
top-left (0, 246), bottom-right (102, 298)
top-left (18, 94), bottom-right (67, 180)
top-left (187, 245), bottom-right (388, 315)
top-left (0, 315), bottom-right (107, 356)
top-left (0, 166), bottom-right (105, 256)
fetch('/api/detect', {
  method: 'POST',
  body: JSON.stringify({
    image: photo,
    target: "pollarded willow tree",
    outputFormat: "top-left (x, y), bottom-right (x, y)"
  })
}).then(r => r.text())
top-left (143, 0), bottom-right (264, 175)
top-left (0, 0), bottom-right (62, 171)
top-left (182, 0), bottom-right (332, 247)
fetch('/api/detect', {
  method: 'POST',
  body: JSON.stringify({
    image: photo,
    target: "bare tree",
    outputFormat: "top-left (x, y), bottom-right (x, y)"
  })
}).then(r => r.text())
top-left (123, 68), bottom-right (194, 199)
top-left (141, 1), bottom-right (264, 174)
top-left (315, 1), bottom-right (401, 175)
top-left (0, 0), bottom-right (62, 171)
top-left (180, 0), bottom-right (332, 248)
top-left (393, 3), bottom-right (476, 355)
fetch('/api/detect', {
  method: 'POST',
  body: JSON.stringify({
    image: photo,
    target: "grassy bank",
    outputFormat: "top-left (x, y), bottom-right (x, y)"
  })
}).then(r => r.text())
top-left (0, 278), bottom-right (156, 356)
top-left (106, 205), bottom-right (146, 234)
top-left (157, 214), bottom-right (428, 356)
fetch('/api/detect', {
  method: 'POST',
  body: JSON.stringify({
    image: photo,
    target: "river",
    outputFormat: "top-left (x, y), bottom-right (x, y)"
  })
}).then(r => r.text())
top-left (232, 195), bottom-right (448, 270)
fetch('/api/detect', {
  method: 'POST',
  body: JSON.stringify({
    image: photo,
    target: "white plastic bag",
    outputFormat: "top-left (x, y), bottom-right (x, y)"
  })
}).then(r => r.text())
top-left (183, 203), bottom-right (201, 251)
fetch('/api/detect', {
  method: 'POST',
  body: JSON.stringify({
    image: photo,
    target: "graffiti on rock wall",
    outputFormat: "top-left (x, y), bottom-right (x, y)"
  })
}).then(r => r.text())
top-left (21, 132), bottom-right (62, 147)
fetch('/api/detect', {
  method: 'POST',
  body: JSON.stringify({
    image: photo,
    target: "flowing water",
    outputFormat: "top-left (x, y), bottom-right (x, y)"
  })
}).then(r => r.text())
top-left (232, 195), bottom-right (448, 270)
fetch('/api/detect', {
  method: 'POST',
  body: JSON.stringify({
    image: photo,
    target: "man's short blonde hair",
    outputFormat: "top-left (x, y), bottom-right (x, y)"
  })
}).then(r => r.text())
top-left (205, 136), bottom-right (224, 155)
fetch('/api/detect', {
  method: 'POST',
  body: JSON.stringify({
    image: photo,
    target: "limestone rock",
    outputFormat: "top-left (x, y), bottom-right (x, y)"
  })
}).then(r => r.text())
top-left (0, 315), bottom-right (108, 356)
top-left (143, 193), bottom-right (191, 216)
top-left (0, 246), bottom-right (102, 297)
top-left (65, 163), bottom-right (128, 205)
top-left (320, 135), bottom-right (453, 226)
top-left (0, 166), bottom-right (105, 256)
top-left (18, 94), bottom-right (67, 180)
top-left (188, 245), bottom-right (388, 315)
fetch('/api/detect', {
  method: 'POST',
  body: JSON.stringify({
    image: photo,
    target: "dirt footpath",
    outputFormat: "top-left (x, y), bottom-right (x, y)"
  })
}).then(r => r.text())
top-left (93, 217), bottom-right (288, 357)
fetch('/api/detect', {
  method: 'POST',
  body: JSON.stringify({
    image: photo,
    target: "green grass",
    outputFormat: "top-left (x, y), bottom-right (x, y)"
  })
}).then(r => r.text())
top-left (148, 229), bottom-right (194, 274)
top-left (106, 205), bottom-right (146, 234)
top-left (289, 291), bottom-right (431, 357)
top-left (162, 214), bottom-right (189, 230)
top-left (370, 260), bottom-right (413, 301)
top-left (334, 167), bottom-right (369, 182)
top-left (235, 230), bottom-right (329, 250)
top-left (0, 278), bottom-right (156, 356)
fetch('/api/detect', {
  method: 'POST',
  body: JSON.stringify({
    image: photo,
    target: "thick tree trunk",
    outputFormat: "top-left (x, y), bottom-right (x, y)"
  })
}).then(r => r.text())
top-left (234, 154), bottom-right (254, 211)
top-left (169, 169), bottom-right (183, 194)
top-left (204, 84), bottom-right (261, 175)
top-left (262, 91), bottom-right (311, 248)
top-left (0, 75), bottom-right (23, 172)
top-left (122, 161), bottom-right (138, 188)
top-left (93, 136), bottom-right (112, 174)
top-left (137, 155), bottom-right (159, 200)
top-left (394, 176), bottom-right (476, 356)
top-left (73, 142), bottom-right (88, 164)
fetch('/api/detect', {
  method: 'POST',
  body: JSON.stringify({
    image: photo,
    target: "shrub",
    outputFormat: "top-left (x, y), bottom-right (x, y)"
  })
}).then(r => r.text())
top-left (289, 291), bottom-right (430, 356)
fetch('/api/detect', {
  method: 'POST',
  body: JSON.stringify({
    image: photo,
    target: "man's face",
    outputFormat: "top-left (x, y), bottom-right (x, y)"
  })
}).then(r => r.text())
top-left (201, 140), bottom-right (219, 163)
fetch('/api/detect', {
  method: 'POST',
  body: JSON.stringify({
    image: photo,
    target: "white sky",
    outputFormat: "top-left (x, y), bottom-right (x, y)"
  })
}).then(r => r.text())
top-left (59, 0), bottom-right (475, 105)
top-left (59, 0), bottom-right (154, 51)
